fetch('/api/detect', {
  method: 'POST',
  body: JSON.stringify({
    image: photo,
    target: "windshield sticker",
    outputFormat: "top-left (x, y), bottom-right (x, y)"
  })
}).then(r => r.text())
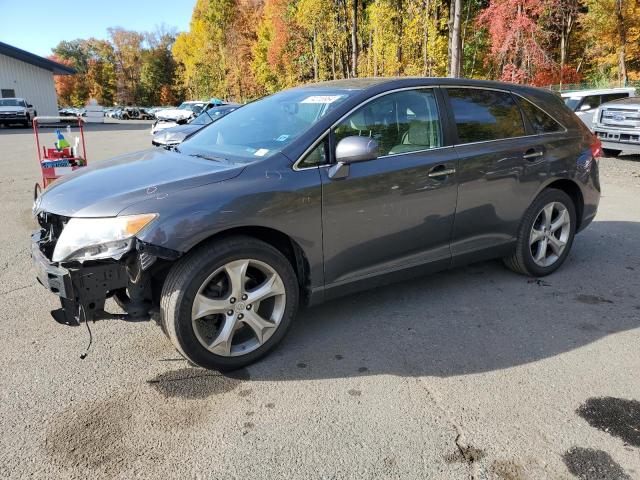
top-left (276, 134), bottom-right (289, 142)
top-left (254, 148), bottom-right (269, 157)
top-left (301, 95), bottom-right (343, 104)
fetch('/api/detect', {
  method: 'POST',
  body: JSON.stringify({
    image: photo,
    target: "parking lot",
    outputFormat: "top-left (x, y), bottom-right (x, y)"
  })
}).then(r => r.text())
top-left (0, 123), bottom-right (639, 479)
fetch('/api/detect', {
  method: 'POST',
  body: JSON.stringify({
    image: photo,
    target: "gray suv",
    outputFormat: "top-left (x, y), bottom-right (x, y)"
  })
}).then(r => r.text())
top-left (593, 97), bottom-right (640, 157)
top-left (31, 78), bottom-right (601, 370)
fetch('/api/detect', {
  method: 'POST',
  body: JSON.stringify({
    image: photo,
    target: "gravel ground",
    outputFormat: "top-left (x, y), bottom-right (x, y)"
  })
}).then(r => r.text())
top-left (0, 123), bottom-right (638, 480)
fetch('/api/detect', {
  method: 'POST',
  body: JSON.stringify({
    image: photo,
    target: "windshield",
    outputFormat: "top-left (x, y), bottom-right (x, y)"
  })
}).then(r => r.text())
top-left (564, 97), bottom-right (581, 111)
top-left (192, 111), bottom-right (215, 125)
top-left (191, 107), bottom-right (232, 125)
top-left (179, 89), bottom-right (352, 161)
top-left (178, 102), bottom-right (204, 113)
top-left (0, 99), bottom-right (25, 107)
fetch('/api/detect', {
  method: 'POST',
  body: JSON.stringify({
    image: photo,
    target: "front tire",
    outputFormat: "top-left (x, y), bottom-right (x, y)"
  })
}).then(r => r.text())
top-left (160, 236), bottom-right (299, 370)
top-left (503, 188), bottom-right (576, 277)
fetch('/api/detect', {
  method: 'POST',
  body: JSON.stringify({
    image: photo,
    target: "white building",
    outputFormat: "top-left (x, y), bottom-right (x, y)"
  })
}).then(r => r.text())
top-left (0, 42), bottom-right (75, 116)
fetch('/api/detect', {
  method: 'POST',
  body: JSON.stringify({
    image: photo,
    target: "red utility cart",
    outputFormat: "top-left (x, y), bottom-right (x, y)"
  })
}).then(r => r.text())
top-left (33, 116), bottom-right (88, 199)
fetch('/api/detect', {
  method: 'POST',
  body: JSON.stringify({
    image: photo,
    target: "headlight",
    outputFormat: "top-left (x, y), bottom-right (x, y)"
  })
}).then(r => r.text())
top-left (52, 214), bottom-right (158, 263)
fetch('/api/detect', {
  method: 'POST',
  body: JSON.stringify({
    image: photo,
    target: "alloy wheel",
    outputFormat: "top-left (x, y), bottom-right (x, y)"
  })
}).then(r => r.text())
top-left (529, 201), bottom-right (571, 267)
top-left (191, 259), bottom-right (286, 357)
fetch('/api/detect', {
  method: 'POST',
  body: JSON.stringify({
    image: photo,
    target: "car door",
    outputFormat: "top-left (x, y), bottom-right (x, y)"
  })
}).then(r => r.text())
top-left (444, 87), bottom-right (551, 265)
top-left (320, 87), bottom-right (458, 291)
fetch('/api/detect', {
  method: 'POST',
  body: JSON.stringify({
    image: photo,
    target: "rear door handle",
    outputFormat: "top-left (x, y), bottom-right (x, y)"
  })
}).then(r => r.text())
top-left (523, 149), bottom-right (544, 160)
top-left (428, 166), bottom-right (456, 178)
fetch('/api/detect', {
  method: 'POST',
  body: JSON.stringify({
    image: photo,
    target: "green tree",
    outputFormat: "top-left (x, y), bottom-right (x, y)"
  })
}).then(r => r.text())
top-left (173, 0), bottom-right (235, 99)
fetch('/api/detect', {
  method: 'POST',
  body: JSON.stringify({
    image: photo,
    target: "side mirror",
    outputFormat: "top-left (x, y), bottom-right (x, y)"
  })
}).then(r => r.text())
top-left (27, 104), bottom-right (33, 108)
top-left (329, 136), bottom-right (379, 180)
top-left (579, 104), bottom-right (592, 112)
top-left (335, 136), bottom-right (379, 164)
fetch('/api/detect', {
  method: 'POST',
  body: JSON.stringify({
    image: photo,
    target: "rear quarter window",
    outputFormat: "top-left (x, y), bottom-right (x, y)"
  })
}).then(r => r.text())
top-left (447, 88), bottom-right (525, 143)
top-left (517, 98), bottom-right (564, 134)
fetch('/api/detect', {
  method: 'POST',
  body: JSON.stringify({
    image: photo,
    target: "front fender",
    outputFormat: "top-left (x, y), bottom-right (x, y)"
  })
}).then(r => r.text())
top-left (120, 155), bottom-right (325, 288)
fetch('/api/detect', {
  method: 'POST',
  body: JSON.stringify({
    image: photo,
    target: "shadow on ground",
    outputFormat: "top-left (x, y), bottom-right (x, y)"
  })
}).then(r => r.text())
top-left (225, 219), bottom-right (640, 382)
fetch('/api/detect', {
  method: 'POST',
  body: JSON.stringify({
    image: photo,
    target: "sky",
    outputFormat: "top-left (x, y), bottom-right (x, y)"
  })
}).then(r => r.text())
top-left (0, 0), bottom-right (197, 57)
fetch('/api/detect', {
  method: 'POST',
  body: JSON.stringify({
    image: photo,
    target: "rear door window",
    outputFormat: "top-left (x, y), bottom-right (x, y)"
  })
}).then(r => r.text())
top-left (447, 88), bottom-right (525, 143)
top-left (518, 98), bottom-right (564, 134)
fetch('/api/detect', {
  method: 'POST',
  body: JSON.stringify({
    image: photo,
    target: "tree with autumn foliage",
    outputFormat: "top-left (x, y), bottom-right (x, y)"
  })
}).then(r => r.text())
top-left (51, 0), bottom-right (640, 107)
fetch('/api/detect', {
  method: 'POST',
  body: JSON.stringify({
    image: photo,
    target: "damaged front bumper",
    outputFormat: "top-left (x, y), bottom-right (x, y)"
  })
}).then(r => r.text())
top-left (31, 231), bottom-right (130, 325)
top-left (31, 230), bottom-right (180, 325)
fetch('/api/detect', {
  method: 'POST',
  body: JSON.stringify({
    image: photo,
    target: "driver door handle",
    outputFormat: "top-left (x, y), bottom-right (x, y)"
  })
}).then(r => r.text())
top-left (428, 166), bottom-right (456, 178)
top-left (523, 149), bottom-right (544, 160)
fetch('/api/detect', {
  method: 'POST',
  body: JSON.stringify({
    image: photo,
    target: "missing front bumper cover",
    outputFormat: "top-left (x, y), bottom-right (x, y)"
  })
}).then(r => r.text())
top-left (32, 232), bottom-right (133, 324)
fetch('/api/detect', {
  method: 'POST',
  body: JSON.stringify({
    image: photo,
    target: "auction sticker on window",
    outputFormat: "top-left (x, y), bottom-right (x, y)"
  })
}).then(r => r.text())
top-left (301, 95), bottom-right (344, 104)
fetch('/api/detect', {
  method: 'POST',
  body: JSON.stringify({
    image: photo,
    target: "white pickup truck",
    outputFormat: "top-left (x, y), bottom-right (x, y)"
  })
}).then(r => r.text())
top-left (592, 96), bottom-right (640, 157)
top-left (561, 88), bottom-right (635, 131)
top-left (0, 97), bottom-right (37, 127)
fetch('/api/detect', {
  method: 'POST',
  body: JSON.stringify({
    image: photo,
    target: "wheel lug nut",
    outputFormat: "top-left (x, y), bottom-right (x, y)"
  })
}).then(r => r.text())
top-left (241, 294), bottom-right (248, 300)
top-left (238, 313), bottom-right (244, 319)
top-left (246, 304), bottom-right (252, 310)
top-left (230, 297), bottom-right (236, 304)
top-left (227, 310), bottom-right (233, 316)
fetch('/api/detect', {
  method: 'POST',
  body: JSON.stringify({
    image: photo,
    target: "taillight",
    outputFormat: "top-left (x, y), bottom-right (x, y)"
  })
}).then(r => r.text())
top-left (590, 136), bottom-right (602, 159)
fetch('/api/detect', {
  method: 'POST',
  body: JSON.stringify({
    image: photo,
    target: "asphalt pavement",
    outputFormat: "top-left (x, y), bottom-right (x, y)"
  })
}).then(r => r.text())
top-left (0, 122), bottom-right (638, 479)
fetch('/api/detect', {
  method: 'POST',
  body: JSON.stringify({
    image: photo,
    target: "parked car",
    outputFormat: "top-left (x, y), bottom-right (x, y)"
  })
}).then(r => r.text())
top-left (592, 96), bottom-right (640, 157)
top-left (32, 78), bottom-right (600, 370)
top-left (0, 97), bottom-right (36, 127)
top-left (121, 107), bottom-right (154, 120)
top-left (152, 104), bottom-right (240, 147)
top-left (561, 88), bottom-right (635, 130)
top-left (151, 100), bottom-right (209, 134)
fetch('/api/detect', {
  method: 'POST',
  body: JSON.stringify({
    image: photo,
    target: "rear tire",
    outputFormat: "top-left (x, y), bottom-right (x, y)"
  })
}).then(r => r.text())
top-left (503, 188), bottom-right (576, 277)
top-left (602, 148), bottom-right (621, 157)
top-left (160, 236), bottom-right (299, 370)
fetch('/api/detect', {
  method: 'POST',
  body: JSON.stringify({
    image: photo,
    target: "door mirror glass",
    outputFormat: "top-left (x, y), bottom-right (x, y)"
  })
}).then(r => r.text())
top-left (335, 136), bottom-right (379, 163)
top-left (579, 104), bottom-right (592, 112)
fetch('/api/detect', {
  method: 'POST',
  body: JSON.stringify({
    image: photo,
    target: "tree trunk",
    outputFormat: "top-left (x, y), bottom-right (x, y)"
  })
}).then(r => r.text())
top-left (351, 0), bottom-right (358, 77)
top-left (395, 0), bottom-right (403, 74)
top-left (422, 0), bottom-right (429, 76)
top-left (448, 0), bottom-right (462, 77)
top-left (373, 24), bottom-right (378, 77)
top-left (615, 0), bottom-right (628, 84)
top-left (368, 28), bottom-right (372, 76)
top-left (332, 49), bottom-right (336, 80)
top-left (312, 28), bottom-right (318, 81)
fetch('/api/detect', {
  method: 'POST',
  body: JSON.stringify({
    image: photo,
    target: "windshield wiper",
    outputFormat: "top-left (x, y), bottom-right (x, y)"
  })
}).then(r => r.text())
top-left (188, 153), bottom-right (227, 163)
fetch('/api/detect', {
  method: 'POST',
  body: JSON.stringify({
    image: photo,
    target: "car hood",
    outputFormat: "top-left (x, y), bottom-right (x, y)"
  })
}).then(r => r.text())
top-left (0, 106), bottom-right (25, 112)
top-left (155, 108), bottom-right (193, 120)
top-left (35, 148), bottom-right (245, 218)
top-left (155, 123), bottom-right (203, 141)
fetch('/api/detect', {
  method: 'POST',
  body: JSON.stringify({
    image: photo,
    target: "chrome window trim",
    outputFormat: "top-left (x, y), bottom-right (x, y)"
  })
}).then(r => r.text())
top-left (292, 84), bottom-right (569, 170)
